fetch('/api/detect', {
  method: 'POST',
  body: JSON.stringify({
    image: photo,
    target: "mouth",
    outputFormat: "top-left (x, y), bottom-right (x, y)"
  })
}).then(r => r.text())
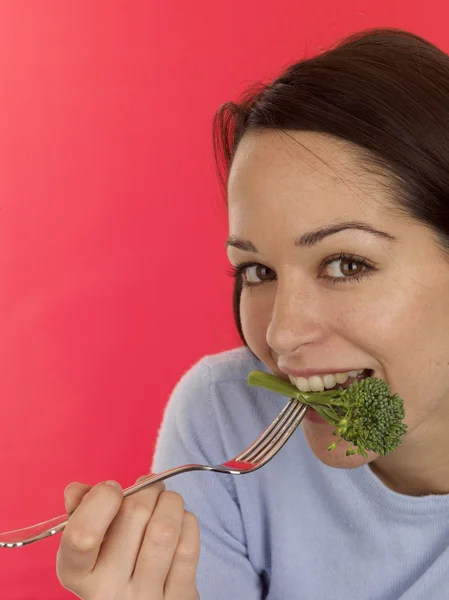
top-left (288, 368), bottom-right (373, 393)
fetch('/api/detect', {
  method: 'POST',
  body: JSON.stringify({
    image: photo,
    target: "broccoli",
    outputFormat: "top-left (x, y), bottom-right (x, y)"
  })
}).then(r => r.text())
top-left (247, 371), bottom-right (407, 458)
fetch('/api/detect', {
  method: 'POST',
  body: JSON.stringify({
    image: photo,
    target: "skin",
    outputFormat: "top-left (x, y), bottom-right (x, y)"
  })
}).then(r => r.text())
top-left (227, 129), bottom-right (449, 496)
top-left (56, 478), bottom-right (200, 599)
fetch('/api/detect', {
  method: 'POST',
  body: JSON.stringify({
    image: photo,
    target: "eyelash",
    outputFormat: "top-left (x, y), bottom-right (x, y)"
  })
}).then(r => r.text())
top-left (227, 252), bottom-right (376, 288)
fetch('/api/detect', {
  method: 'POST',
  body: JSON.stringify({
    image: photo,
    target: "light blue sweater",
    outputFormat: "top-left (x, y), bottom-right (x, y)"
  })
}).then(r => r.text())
top-left (152, 347), bottom-right (449, 599)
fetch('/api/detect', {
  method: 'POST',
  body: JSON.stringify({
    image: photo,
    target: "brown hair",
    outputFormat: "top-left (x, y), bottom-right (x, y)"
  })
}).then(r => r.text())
top-left (213, 27), bottom-right (449, 344)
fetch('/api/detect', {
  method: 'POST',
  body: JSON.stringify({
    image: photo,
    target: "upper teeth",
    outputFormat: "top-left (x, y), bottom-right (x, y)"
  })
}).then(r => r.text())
top-left (289, 369), bottom-right (365, 392)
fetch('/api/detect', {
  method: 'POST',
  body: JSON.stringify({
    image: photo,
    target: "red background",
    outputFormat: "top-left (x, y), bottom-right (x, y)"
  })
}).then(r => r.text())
top-left (0, 1), bottom-right (446, 597)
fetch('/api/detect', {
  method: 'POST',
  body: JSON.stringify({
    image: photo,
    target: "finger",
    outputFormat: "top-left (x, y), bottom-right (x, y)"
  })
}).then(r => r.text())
top-left (131, 491), bottom-right (185, 591)
top-left (164, 511), bottom-right (201, 599)
top-left (57, 480), bottom-right (123, 583)
top-left (64, 482), bottom-right (92, 514)
top-left (93, 475), bottom-right (166, 582)
top-left (135, 473), bottom-right (166, 491)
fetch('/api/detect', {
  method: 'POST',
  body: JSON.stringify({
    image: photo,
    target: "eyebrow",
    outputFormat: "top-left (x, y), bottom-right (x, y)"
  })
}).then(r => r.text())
top-left (225, 221), bottom-right (398, 252)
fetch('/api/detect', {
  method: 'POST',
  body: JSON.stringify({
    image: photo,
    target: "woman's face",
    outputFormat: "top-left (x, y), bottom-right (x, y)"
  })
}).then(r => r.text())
top-left (227, 130), bottom-right (449, 469)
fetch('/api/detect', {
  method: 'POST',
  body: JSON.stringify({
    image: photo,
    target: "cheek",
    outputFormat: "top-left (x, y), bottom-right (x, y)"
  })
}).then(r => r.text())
top-left (240, 291), bottom-right (273, 354)
top-left (328, 283), bottom-right (438, 367)
top-left (340, 287), bottom-right (449, 430)
top-left (329, 285), bottom-right (405, 344)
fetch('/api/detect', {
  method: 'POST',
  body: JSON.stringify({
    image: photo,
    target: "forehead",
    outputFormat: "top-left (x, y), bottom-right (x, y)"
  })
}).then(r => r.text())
top-left (227, 130), bottom-right (392, 226)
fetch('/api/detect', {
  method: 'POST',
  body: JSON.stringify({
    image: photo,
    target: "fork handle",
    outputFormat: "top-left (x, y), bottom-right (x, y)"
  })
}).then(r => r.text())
top-left (0, 463), bottom-right (229, 547)
top-left (122, 464), bottom-right (204, 498)
top-left (0, 465), bottom-right (204, 547)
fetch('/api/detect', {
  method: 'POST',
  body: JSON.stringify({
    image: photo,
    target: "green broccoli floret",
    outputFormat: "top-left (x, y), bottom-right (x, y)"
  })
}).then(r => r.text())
top-left (247, 371), bottom-right (407, 458)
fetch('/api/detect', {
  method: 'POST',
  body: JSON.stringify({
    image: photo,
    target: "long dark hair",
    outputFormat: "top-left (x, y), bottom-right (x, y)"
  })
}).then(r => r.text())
top-left (213, 27), bottom-right (449, 345)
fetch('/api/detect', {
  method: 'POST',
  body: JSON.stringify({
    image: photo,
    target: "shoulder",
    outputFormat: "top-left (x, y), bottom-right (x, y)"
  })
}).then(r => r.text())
top-left (163, 347), bottom-right (285, 457)
top-left (154, 346), bottom-right (272, 467)
top-left (161, 346), bottom-right (273, 440)
top-left (172, 346), bottom-right (267, 396)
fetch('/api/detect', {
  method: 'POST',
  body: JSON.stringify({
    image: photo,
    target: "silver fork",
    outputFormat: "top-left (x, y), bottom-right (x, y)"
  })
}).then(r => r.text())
top-left (0, 398), bottom-right (307, 548)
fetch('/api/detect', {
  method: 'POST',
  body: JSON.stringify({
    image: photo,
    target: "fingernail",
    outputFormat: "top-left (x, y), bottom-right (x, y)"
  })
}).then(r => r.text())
top-left (104, 480), bottom-right (121, 490)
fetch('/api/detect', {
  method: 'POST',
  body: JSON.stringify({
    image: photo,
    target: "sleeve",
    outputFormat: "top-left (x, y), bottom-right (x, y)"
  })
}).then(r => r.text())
top-left (151, 359), bottom-right (264, 600)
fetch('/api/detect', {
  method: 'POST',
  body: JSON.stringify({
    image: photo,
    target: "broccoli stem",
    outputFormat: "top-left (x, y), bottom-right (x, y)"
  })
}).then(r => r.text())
top-left (247, 371), bottom-right (344, 410)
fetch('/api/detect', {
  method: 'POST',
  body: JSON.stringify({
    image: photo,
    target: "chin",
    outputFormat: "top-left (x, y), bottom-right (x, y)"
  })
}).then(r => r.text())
top-left (301, 419), bottom-right (376, 469)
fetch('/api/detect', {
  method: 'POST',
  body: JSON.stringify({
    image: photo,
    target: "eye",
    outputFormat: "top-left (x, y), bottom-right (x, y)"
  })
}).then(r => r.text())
top-left (244, 264), bottom-right (275, 284)
top-left (320, 253), bottom-right (375, 284)
top-left (325, 259), bottom-right (364, 278)
top-left (228, 262), bottom-right (276, 287)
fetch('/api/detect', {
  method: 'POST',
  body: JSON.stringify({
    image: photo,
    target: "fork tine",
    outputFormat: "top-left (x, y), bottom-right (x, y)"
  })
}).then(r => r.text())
top-left (249, 402), bottom-right (307, 463)
top-left (236, 399), bottom-right (303, 462)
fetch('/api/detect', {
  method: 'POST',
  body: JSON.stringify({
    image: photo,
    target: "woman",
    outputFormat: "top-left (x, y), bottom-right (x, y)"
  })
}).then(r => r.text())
top-left (57, 28), bottom-right (449, 599)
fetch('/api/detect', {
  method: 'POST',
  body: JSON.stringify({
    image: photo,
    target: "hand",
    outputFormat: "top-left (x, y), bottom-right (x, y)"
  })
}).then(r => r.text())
top-left (56, 475), bottom-right (200, 599)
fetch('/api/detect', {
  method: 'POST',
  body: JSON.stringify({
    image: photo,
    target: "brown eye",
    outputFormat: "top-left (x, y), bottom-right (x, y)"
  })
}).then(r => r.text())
top-left (243, 264), bottom-right (276, 284)
top-left (340, 260), bottom-right (364, 276)
top-left (322, 255), bottom-right (372, 282)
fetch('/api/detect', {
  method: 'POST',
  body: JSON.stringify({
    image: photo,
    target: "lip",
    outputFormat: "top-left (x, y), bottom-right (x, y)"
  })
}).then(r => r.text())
top-left (278, 366), bottom-right (369, 378)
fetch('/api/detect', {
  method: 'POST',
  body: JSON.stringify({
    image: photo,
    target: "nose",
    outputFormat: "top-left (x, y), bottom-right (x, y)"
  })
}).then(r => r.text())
top-left (265, 281), bottom-right (328, 356)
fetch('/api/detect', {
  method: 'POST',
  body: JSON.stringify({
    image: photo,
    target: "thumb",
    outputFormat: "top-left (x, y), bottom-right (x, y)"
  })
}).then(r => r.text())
top-left (64, 482), bottom-right (92, 514)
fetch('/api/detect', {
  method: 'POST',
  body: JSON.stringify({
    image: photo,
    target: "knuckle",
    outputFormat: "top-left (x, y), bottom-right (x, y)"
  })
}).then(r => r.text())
top-left (147, 516), bottom-right (180, 547)
top-left (184, 510), bottom-right (200, 534)
top-left (184, 510), bottom-right (199, 524)
top-left (121, 497), bottom-right (152, 521)
top-left (161, 490), bottom-right (185, 508)
top-left (63, 527), bottom-right (99, 554)
top-left (177, 540), bottom-right (200, 562)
